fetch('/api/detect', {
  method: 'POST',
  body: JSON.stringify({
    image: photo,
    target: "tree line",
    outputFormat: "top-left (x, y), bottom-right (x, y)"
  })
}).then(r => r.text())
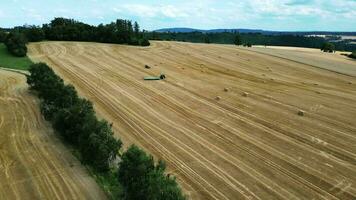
top-left (0, 17), bottom-right (150, 57)
top-left (146, 31), bottom-right (356, 51)
top-left (27, 63), bottom-right (185, 199)
top-left (349, 51), bottom-right (356, 59)
top-left (1, 31), bottom-right (28, 57)
top-left (18, 18), bottom-right (150, 46)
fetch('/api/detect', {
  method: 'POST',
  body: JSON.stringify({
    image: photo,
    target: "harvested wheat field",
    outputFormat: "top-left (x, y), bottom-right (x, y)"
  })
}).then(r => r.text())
top-left (248, 46), bottom-right (356, 76)
top-left (28, 41), bottom-right (356, 200)
top-left (0, 70), bottom-right (106, 199)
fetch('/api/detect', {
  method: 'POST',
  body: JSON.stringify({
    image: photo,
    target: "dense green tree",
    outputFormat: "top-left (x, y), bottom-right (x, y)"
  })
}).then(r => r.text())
top-left (0, 30), bottom-right (7, 42)
top-left (83, 120), bottom-right (122, 171)
top-left (349, 51), bottom-right (356, 59)
top-left (321, 42), bottom-right (335, 53)
top-left (53, 98), bottom-right (94, 144)
top-left (118, 145), bottom-right (154, 199)
top-left (40, 17), bottom-right (147, 46)
top-left (134, 21), bottom-right (140, 37)
top-left (16, 25), bottom-right (45, 42)
top-left (4, 32), bottom-right (28, 57)
top-left (147, 169), bottom-right (186, 200)
top-left (118, 145), bottom-right (185, 200)
top-left (27, 62), bottom-right (122, 171)
top-left (139, 38), bottom-right (150, 46)
top-left (204, 35), bottom-right (210, 44)
top-left (234, 34), bottom-right (242, 45)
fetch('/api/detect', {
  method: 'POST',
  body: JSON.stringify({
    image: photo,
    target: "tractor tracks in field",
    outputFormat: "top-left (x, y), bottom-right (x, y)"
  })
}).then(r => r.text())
top-left (27, 41), bottom-right (356, 200)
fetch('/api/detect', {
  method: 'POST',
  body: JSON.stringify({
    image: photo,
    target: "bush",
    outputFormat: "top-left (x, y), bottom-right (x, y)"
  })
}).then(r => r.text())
top-left (234, 34), bottom-right (242, 46)
top-left (128, 38), bottom-right (140, 45)
top-left (139, 38), bottom-right (150, 46)
top-left (118, 145), bottom-right (185, 200)
top-left (0, 30), bottom-right (7, 42)
top-left (27, 62), bottom-right (184, 198)
top-left (321, 42), bottom-right (335, 53)
top-left (24, 26), bottom-right (45, 42)
top-left (243, 43), bottom-right (252, 47)
top-left (27, 62), bottom-right (122, 171)
top-left (349, 51), bottom-right (356, 59)
top-left (4, 32), bottom-right (28, 57)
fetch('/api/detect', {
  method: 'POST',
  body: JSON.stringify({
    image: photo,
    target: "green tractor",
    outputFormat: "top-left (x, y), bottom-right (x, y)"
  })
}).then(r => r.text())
top-left (144, 73), bottom-right (166, 80)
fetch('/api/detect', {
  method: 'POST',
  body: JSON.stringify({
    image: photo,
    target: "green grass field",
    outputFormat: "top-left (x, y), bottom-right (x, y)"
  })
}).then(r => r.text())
top-left (0, 43), bottom-right (33, 70)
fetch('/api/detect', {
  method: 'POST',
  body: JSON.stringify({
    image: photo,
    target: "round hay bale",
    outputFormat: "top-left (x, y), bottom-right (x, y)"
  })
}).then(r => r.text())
top-left (316, 91), bottom-right (321, 94)
top-left (298, 110), bottom-right (305, 116)
top-left (348, 81), bottom-right (352, 85)
top-left (216, 96), bottom-right (221, 100)
top-left (242, 92), bottom-right (249, 97)
top-left (262, 74), bottom-right (266, 76)
top-left (224, 88), bottom-right (229, 92)
top-left (145, 65), bottom-right (151, 69)
top-left (314, 83), bottom-right (319, 86)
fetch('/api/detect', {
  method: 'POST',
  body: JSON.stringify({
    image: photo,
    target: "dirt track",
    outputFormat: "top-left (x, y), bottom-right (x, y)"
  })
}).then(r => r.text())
top-left (28, 41), bottom-right (356, 200)
top-left (0, 70), bottom-right (106, 199)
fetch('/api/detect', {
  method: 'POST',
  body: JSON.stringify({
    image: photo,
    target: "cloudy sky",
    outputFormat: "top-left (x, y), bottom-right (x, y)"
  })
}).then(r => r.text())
top-left (1, 0), bottom-right (356, 31)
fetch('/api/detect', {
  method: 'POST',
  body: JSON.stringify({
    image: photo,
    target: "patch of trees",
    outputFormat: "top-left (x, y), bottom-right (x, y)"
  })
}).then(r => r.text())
top-left (243, 43), bottom-right (252, 47)
top-left (41, 18), bottom-right (149, 46)
top-left (0, 30), bottom-right (7, 42)
top-left (27, 62), bottom-right (121, 171)
top-left (349, 51), bottom-right (356, 59)
top-left (19, 25), bottom-right (45, 42)
top-left (27, 63), bottom-right (184, 199)
top-left (7, 17), bottom-right (150, 47)
top-left (119, 145), bottom-right (186, 200)
top-left (4, 32), bottom-right (28, 57)
top-left (321, 42), bottom-right (335, 53)
top-left (234, 34), bottom-right (242, 46)
top-left (145, 31), bottom-right (356, 51)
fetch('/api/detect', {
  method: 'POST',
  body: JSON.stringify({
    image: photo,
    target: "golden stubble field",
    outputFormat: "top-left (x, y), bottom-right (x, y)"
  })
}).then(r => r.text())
top-left (0, 70), bottom-right (106, 199)
top-left (28, 41), bottom-right (356, 200)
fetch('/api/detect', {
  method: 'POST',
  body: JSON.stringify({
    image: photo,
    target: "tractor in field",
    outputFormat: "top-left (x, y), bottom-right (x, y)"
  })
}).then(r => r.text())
top-left (144, 73), bottom-right (166, 80)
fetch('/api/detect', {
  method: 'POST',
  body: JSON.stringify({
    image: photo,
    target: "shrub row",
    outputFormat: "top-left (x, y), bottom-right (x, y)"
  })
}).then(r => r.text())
top-left (27, 63), bottom-right (185, 199)
top-left (12, 18), bottom-right (150, 46)
top-left (119, 145), bottom-right (186, 200)
top-left (4, 32), bottom-right (28, 57)
top-left (27, 63), bottom-right (121, 171)
top-left (349, 51), bottom-right (356, 59)
top-left (321, 42), bottom-right (335, 53)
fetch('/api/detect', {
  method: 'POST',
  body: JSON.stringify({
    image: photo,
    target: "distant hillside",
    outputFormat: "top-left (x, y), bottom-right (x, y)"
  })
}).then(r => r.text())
top-left (154, 28), bottom-right (356, 36)
top-left (155, 28), bottom-right (263, 34)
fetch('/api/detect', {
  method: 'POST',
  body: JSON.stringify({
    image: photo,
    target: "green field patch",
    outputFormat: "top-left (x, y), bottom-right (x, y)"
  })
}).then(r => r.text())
top-left (0, 43), bottom-right (33, 70)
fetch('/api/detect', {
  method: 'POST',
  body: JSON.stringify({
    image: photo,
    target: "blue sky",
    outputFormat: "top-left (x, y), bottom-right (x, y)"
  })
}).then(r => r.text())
top-left (1, 0), bottom-right (356, 31)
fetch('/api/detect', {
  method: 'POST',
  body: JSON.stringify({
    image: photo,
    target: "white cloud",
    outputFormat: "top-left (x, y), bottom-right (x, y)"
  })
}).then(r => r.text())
top-left (2, 0), bottom-right (355, 31)
top-left (113, 4), bottom-right (191, 19)
top-left (21, 7), bottom-right (44, 21)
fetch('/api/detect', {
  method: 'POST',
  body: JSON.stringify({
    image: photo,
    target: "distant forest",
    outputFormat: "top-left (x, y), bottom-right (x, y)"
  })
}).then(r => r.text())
top-left (1, 17), bottom-right (150, 46)
top-left (146, 31), bottom-right (356, 51)
top-left (2, 18), bottom-right (356, 52)
top-left (0, 17), bottom-right (150, 57)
